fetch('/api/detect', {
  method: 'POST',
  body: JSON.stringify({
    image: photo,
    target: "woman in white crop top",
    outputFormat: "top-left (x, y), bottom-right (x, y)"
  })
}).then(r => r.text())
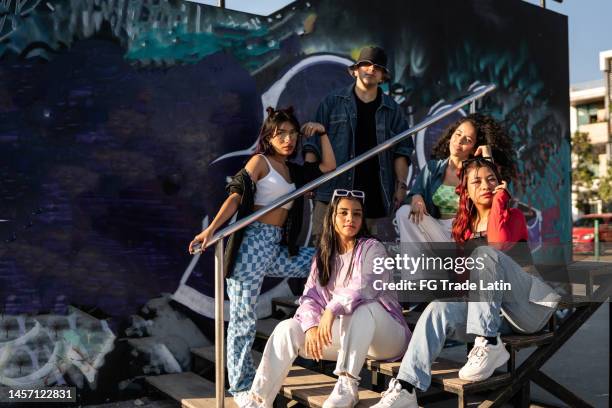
top-left (188, 107), bottom-right (335, 404)
top-left (253, 154), bottom-right (296, 211)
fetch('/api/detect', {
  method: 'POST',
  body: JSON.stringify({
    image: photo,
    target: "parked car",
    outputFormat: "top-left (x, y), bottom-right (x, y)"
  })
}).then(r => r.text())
top-left (572, 213), bottom-right (612, 252)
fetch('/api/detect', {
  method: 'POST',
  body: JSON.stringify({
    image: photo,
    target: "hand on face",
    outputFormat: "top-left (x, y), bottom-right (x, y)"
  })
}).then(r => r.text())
top-left (466, 165), bottom-right (499, 207)
top-left (493, 180), bottom-right (508, 194)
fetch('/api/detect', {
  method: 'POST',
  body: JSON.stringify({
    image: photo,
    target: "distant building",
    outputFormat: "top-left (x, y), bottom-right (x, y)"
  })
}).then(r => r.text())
top-left (569, 50), bottom-right (612, 217)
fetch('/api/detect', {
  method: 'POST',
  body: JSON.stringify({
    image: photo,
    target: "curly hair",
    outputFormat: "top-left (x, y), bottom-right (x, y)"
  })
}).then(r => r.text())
top-left (431, 113), bottom-right (517, 183)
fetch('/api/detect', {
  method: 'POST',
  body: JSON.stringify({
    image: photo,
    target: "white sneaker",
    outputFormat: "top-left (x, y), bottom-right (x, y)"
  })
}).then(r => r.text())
top-left (233, 391), bottom-right (252, 407)
top-left (322, 375), bottom-right (359, 408)
top-left (234, 391), bottom-right (266, 408)
top-left (459, 335), bottom-right (510, 382)
top-left (371, 378), bottom-right (418, 408)
top-left (240, 397), bottom-right (266, 408)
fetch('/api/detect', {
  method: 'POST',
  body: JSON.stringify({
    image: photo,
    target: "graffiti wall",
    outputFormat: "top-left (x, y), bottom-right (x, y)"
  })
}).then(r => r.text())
top-left (0, 0), bottom-right (569, 403)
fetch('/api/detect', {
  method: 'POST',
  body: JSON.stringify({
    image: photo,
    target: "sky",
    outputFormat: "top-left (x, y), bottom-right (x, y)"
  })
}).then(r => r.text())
top-left (186, 0), bottom-right (296, 17)
top-left (189, 0), bottom-right (612, 85)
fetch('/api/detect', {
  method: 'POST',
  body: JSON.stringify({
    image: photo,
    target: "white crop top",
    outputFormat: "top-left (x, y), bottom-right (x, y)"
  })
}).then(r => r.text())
top-left (254, 155), bottom-right (296, 210)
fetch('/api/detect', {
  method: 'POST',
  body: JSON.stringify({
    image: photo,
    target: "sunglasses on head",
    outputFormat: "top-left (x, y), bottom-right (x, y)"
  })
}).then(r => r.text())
top-left (331, 189), bottom-right (366, 203)
top-left (460, 156), bottom-right (495, 173)
top-left (460, 156), bottom-right (502, 180)
top-left (462, 156), bottom-right (494, 166)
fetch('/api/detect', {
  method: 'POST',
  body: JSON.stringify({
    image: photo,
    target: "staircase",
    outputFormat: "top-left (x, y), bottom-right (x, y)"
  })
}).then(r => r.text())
top-left (143, 296), bottom-right (569, 408)
top-left (145, 258), bottom-right (612, 408)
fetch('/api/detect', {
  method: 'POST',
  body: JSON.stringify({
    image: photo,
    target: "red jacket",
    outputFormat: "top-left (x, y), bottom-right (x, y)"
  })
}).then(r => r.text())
top-left (462, 189), bottom-right (528, 249)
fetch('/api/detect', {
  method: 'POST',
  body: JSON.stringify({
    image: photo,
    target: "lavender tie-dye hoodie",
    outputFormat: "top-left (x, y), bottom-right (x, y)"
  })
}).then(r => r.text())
top-left (294, 237), bottom-right (411, 361)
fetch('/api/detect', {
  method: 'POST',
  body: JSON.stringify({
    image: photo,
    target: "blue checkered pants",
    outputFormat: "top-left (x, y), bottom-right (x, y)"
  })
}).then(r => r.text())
top-left (226, 221), bottom-right (314, 395)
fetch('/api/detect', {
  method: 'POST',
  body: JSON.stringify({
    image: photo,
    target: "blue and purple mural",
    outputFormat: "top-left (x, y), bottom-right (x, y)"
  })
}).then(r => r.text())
top-left (0, 0), bottom-right (569, 402)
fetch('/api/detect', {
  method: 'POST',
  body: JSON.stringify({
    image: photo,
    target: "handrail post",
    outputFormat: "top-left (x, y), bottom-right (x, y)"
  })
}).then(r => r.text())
top-left (215, 240), bottom-right (225, 408)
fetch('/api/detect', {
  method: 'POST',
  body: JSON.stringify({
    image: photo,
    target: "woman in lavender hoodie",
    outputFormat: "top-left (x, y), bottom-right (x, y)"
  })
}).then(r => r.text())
top-left (241, 190), bottom-right (411, 408)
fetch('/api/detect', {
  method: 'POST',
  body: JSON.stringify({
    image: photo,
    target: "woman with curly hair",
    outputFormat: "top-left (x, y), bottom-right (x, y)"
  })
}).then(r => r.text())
top-left (395, 113), bottom-right (516, 245)
top-left (188, 107), bottom-right (336, 404)
top-left (371, 158), bottom-right (558, 408)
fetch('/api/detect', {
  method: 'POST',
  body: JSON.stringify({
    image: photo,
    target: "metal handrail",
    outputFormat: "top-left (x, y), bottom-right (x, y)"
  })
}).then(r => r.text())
top-left (203, 83), bottom-right (496, 250)
top-left (208, 83), bottom-right (496, 407)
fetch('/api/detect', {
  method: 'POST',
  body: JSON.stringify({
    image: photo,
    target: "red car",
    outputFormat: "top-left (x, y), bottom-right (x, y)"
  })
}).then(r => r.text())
top-left (572, 213), bottom-right (612, 252)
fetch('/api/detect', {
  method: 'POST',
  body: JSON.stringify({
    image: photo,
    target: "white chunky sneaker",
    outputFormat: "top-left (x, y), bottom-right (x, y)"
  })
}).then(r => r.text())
top-left (322, 375), bottom-right (359, 408)
top-left (240, 396), bottom-right (266, 408)
top-left (234, 391), bottom-right (267, 408)
top-left (371, 378), bottom-right (418, 408)
top-left (459, 335), bottom-right (510, 382)
top-left (233, 391), bottom-right (252, 407)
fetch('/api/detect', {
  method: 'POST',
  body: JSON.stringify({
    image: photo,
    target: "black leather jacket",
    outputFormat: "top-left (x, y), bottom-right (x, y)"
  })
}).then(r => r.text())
top-left (224, 161), bottom-right (322, 278)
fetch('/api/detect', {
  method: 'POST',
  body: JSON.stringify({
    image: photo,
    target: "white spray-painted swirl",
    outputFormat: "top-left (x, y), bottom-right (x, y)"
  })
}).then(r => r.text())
top-left (410, 46), bottom-right (427, 77)
top-left (211, 54), bottom-right (354, 164)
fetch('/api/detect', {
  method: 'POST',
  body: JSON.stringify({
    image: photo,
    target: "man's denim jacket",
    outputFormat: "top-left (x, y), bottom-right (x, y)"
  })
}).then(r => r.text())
top-left (303, 84), bottom-right (413, 216)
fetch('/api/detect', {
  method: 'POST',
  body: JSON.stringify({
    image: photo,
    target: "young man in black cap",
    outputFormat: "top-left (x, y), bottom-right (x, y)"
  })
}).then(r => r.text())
top-left (303, 46), bottom-right (413, 244)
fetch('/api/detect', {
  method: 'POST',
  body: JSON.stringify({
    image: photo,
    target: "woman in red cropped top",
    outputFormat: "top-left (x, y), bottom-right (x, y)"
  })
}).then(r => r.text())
top-left (452, 157), bottom-right (528, 257)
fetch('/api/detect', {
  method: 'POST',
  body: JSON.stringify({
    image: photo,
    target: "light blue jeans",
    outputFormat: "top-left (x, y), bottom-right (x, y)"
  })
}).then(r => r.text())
top-left (397, 246), bottom-right (556, 391)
